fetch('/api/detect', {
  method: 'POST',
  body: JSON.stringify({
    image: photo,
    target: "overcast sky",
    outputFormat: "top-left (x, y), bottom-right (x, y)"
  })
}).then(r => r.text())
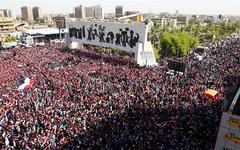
top-left (0, 0), bottom-right (239, 16)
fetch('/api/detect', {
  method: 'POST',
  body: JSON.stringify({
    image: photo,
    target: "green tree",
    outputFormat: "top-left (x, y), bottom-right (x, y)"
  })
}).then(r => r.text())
top-left (148, 19), bottom-right (239, 58)
top-left (160, 32), bottom-right (199, 57)
top-left (110, 18), bottom-right (115, 22)
top-left (148, 22), bottom-right (163, 46)
top-left (144, 18), bottom-right (150, 25)
top-left (35, 18), bottom-right (44, 23)
top-left (160, 32), bottom-right (177, 57)
top-left (153, 47), bottom-right (159, 60)
top-left (5, 36), bottom-right (16, 42)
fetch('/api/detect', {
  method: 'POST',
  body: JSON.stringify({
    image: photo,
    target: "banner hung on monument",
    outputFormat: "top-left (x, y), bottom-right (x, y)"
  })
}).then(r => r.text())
top-left (67, 21), bottom-right (146, 52)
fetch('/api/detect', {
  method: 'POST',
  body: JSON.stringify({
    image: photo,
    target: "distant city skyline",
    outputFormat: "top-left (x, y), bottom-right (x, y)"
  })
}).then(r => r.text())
top-left (0, 0), bottom-right (239, 16)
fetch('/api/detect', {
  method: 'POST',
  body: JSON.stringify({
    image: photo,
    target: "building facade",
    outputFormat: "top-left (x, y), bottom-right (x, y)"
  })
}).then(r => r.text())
top-left (0, 18), bottom-right (15, 35)
top-left (4, 9), bottom-right (12, 18)
top-left (115, 6), bottom-right (124, 18)
top-left (175, 16), bottom-right (189, 26)
top-left (0, 9), bottom-right (12, 18)
top-left (85, 7), bottom-right (94, 18)
top-left (93, 5), bottom-right (104, 19)
top-left (125, 11), bottom-right (140, 16)
top-left (0, 10), bottom-right (4, 18)
top-left (32, 7), bottom-right (43, 21)
top-left (153, 17), bottom-right (177, 27)
top-left (21, 6), bottom-right (33, 22)
top-left (75, 5), bottom-right (85, 19)
top-left (69, 13), bottom-right (75, 18)
top-left (83, 5), bottom-right (104, 19)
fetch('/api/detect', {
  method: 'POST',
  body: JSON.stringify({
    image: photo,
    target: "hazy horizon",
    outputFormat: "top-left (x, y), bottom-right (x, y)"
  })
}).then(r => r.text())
top-left (0, 0), bottom-right (239, 17)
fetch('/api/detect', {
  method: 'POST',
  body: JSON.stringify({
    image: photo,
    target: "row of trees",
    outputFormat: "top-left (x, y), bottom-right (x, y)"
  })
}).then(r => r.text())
top-left (183, 22), bottom-right (240, 44)
top-left (149, 21), bottom-right (240, 59)
top-left (16, 16), bottom-right (45, 24)
top-left (5, 36), bottom-right (16, 43)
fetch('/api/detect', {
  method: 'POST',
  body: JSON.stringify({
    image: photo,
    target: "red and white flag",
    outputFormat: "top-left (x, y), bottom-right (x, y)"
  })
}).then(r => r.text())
top-left (18, 77), bottom-right (34, 90)
top-left (6, 101), bottom-right (14, 107)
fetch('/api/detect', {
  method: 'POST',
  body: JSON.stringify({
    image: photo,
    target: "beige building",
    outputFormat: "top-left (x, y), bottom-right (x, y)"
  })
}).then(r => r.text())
top-left (85, 7), bottom-right (94, 18)
top-left (0, 9), bottom-right (12, 18)
top-left (0, 18), bottom-right (15, 35)
top-left (32, 7), bottom-right (43, 21)
top-left (75, 5), bottom-right (85, 19)
top-left (153, 17), bottom-right (177, 27)
top-left (21, 6), bottom-right (33, 22)
top-left (84, 5), bottom-right (104, 19)
top-left (93, 5), bottom-right (104, 19)
top-left (0, 10), bottom-right (4, 18)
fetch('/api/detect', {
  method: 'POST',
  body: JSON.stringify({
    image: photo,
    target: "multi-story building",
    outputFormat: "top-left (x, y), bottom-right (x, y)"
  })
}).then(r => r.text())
top-left (4, 9), bottom-right (12, 18)
top-left (204, 16), bottom-right (216, 23)
top-left (93, 5), bottom-right (104, 19)
top-left (153, 17), bottom-right (177, 27)
top-left (84, 5), bottom-right (104, 19)
top-left (75, 5), bottom-right (85, 19)
top-left (21, 6), bottom-right (33, 22)
top-left (125, 11), bottom-right (140, 16)
top-left (159, 12), bottom-right (171, 17)
top-left (0, 9), bottom-right (12, 18)
top-left (160, 17), bottom-right (172, 26)
top-left (175, 16), bottom-right (189, 26)
top-left (0, 18), bottom-right (15, 35)
top-left (115, 5), bottom-right (124, 18)
top-left (85, 7), bottom-right (94, 18)
top-left (175, 10), bottom-right (179, 16)
top-left (69, 13), bottom-right (75, 18)
top-left (228, 16), bottom-right (240, 23)
top-left (78, 5), bottom-right (104, 19)
top-left (0, 10), bottom-right (4, 18)
top-left (32, 7), bottom-right (43, 21)
top-left (198, 15), bottom-right (207, 24)
top-left (190, 15), bottom-right (200, 22)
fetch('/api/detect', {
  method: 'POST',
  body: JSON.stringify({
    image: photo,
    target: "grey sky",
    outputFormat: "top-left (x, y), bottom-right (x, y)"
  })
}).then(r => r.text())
top-left (0, 0), bottom-right (239, 16)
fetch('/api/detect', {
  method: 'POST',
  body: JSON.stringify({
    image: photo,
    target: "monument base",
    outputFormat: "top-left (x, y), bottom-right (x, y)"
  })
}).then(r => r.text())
top-left (135, 42), bottom-right (158, 66)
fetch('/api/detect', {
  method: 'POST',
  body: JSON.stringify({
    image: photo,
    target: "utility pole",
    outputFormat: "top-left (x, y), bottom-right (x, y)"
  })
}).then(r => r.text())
top-left (59, 27), bottom-right (62, 40)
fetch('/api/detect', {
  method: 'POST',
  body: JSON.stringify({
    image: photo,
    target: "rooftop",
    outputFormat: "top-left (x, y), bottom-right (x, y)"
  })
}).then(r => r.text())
top-left (22, 28), bottom-right (66, 35)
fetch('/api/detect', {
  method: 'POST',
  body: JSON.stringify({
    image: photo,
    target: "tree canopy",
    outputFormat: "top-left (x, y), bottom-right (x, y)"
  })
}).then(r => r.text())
top-left (160, 32), bottom-right (199, 57)
top-left (5, 36), bottom-right (16, 43)
top-left (149, 21), bottom-right (240, 58)
top-left (35, 18), bottom-right (44, 23)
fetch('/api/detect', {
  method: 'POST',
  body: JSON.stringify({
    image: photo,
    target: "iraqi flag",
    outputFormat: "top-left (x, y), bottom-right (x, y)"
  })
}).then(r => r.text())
top-left (6, 101), bottom-right (14, 107)
top-left (18, 77), bottom-right (34, 90)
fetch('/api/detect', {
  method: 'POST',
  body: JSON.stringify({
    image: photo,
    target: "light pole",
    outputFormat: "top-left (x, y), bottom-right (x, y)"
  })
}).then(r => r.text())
top-left (59, 27), bottom-right (62, 40)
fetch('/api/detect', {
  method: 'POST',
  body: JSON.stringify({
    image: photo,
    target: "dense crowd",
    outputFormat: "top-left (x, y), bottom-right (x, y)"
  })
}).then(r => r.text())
top-left (0, 35), bottom-right (239, 149)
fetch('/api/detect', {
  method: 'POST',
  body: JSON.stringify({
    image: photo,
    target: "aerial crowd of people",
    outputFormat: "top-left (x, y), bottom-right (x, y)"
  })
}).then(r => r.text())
top-left (0, 35), bottom-right (239, 149)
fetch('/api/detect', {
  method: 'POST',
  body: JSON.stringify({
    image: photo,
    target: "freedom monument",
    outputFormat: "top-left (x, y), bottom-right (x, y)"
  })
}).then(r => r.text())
top-left (65, 21), bottom-right (157, 66)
